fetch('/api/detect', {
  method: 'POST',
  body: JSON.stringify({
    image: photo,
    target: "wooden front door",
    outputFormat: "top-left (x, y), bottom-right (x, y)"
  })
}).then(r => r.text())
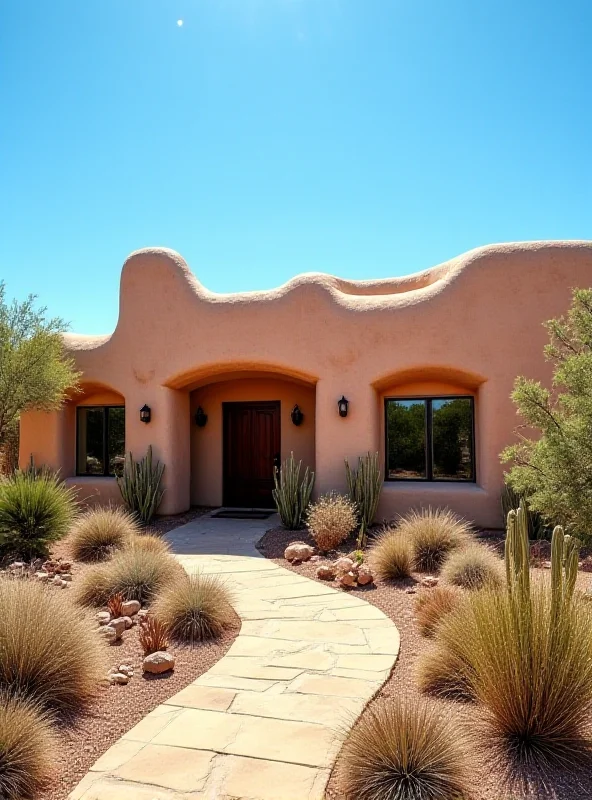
top-left (223, 401), bottom-right (281, 508)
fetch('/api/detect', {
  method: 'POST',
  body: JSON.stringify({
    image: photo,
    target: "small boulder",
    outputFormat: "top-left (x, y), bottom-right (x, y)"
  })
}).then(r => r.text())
top-left (99, 626), bottom-right (118, 644)
top-left (420, 576), bottom-right (438, 588)
top-left (316, 565), bottom-right (336, 581)
top-left (35, 571), bottom-right (50, 582)
top-left (109, 618), bottom-right (127, 639)
top-left (143, 651), bottom-right (175, 675)
top-left (59, 580), bottom-right (69, 589)
top-left (121, 599), bottom-right (141, 617)
top-left (122, 616), bottom-right (134, 630)
top-left (61, 574), bottom-right (73, 582)
top-left (51, 575), bottom-right (63, 586)
top-left (96, 611), bottom-right (111, 626)
top-left (137, 609), bottom-right (149, 621)
top-left (284, 542), bottom-right (315, 563)
top-left (109, 672), bottom-right (129, 685)
top-left (357, 566), bottom-right (374, 586)
top-left (340, 571), bottom-right (357, 588)
top-left (118, 664), bottom-right (134, 677)
top-left (333, 557), bottom-right (356, 577)
top-left (9, 561), bottom-right (25, 570)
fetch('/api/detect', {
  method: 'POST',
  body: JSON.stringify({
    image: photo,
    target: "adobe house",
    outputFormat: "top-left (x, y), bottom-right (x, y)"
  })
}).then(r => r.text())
top-left (19, 241), bottom-right (592, 528)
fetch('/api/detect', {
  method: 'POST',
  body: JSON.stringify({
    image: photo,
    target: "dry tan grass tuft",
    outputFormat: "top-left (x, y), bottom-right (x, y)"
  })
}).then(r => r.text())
top-left (415, 585), bottom-right (461, 637)
top-left (368, 527), bottom-right (413, 581)
top-left (153, 573), bottom-right (235, 644)
top-left (126, 531), bottom-right (172, 556)
top-left (397, 507), bottom-right (472, 572)
top-left (306, 492), bottom-right (358, 552)
top-left (68, 506), bottom-right (139, 562)
top-left (0, 693), bottom-right (56, 800)
top-left (0, 579), bottom-right (106, 717)
top-left (75, 546), bottom-right (182, 606)
top-left (338, 696), bottom-right (471, 800)
top-left (440, 543), bottom-right (504, 590)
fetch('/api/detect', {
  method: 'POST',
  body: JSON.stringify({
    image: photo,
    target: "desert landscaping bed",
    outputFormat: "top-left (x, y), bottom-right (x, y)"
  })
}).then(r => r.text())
top-left (39, 536), bottom-right (240, 800)
top-left (258, 526), bottom-right (592, 800)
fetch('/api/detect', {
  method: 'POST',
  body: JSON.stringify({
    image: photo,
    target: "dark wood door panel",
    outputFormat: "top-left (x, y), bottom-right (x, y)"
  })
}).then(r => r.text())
top-left (223, 401), bottom-right (280, 508)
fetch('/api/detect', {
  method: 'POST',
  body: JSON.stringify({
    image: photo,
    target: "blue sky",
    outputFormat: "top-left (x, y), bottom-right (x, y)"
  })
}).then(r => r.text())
top-left (1, 0), bottom-right (590, 334)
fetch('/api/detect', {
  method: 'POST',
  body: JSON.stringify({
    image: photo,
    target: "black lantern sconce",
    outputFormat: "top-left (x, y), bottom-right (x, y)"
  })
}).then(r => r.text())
top-left (291, 404), bottom-right (304, 426)
top-left (139, 404), bottom-right (151, 424)
top-left (194, 406), bottom-right (208, 428)
top-left (337, 396), bottom-right (349, 418)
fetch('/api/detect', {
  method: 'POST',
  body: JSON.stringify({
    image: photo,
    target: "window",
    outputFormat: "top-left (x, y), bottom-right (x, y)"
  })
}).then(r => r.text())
top-left (76, 406), bottom-right (125, 476)
top-left (385, 396), bottom-right (475, 482)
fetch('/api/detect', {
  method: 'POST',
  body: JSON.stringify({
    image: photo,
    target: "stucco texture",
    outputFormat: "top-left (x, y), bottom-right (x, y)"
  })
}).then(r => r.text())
top-left (19, 241), bottom-right (592, 527)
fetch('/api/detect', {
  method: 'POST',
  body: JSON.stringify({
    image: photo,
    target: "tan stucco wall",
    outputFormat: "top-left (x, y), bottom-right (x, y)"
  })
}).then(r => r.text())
top-left (190, 377), bottom-right (315, 507)
top-left (18, 240), bottom-right (592, 526)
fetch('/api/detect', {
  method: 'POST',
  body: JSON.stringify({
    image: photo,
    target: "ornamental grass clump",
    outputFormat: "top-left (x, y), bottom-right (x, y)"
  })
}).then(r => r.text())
top-left (126, 531), bottom-right (171, 556)
top-left (0, 694), bottom-right (56, 800)
top-left (272, 452), bottom-right (315, 530)
top-left (0, 579), bottom-right (106, 717)
top-left (338, 697), bottom-right (470, 800)
top-left (306, 492), bottom-right (357, 552)
top-left (398, 507), bottom-right (472, 572)
top-left (117, 445), bottom-right (164, 524)
top-left (153, 573), bottom-right (235, 644)
top-left (368, 526), bottom-right (413, 581)
top-left (0, 469), bottom-right (77, 559)
top-left (415, 585), bottom-right (461, 637)
top-left (440, 543), bottom-right (504, 590)
top-left (75, 545), bottom-right (182, 606)
top-left (68, 505), bottom-right (139, 562)
top-left (138, 614), bottom-right (170, 656)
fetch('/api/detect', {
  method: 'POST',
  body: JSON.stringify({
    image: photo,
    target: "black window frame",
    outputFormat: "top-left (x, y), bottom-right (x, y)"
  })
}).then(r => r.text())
top-left (384, 395), bottom-right (476, 483)
top-left (76, 405), bottom-right (125, 478)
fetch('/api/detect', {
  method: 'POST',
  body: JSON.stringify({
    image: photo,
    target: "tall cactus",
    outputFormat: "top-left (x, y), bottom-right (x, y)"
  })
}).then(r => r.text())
top-left (117, 445), bottom-right (165, 524)
top-left (272, 452), bottom-right (315, 530)
top-left (505, 505), bottom-right (530, 606)
top-left (345, 452), bottom-right (382, 549)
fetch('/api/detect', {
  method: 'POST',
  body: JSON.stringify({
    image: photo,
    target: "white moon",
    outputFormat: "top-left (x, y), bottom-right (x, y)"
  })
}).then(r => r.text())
top-left (177, 19), bottom-right (183, 27)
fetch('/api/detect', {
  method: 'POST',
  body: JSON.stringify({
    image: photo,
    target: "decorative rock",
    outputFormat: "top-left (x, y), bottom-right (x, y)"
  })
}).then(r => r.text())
top-left (10, 561), bottom-right (25, 570)
top-left (333, 557), bottom-right (356, 577)
top-left (35, 571), bottom-right (50, 582)
top-left (109, 618), bottom-right (127, 639)
top-left (118, 664), bottom-right (134, 677)
top-left (122, 616), bottom-right (134, 630)
top-left (316, 565), bottom-right (336, 581)
top-left (137, 609), bottom-right (149, 621)
top-left (52, 575), bottom-right (63, 586)
top-left (143, 651), bottom-right (175, 675)
top-left (420, 576), bottom-right (439, 588)
top-left (99, 626), bottom-right (118, 644)
top-left (96, 611), bottom-right (111, 626)
top-left (356, 566), bottom-right (374, 586)
top-left (284, 542), bottom-right (315, 563)
top-left (405, 587), bottom-right (417, 594)
top-left (121, 600), bottom-right (141, 617)
top-left (109, 672), bottom-right (129, 685)
top-left (340, 571), bottom-right (357, 588)
top-left (310, 555), bottom-right (321, 562)
top-left (57, 561), bottom-right (72, 573)
top-left (59, 580), bottom-right (69, 589)
top-left (61, 573), bottom-right (73, 582)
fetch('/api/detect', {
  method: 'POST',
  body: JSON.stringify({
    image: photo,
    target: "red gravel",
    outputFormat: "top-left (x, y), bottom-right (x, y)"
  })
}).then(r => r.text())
top-left (257, 526), bottom-right (592, 800)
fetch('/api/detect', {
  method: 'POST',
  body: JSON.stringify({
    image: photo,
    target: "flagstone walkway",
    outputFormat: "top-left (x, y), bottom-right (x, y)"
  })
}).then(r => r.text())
top-left (69, 513), bottom-right (400, 800)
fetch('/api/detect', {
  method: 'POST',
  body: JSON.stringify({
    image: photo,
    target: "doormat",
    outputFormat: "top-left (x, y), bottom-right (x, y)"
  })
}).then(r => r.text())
top-left (211, 510), bottom-right (274, 520)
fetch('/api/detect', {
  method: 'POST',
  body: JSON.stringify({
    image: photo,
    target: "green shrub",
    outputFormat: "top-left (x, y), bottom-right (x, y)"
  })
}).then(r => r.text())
top-left (0, 470), bottom-right (77, 559)
top-left (68, 505), bottom-right (139, 562)
top-left (369, 527), bottom-right (412, 581)
top-left (306, 492), bottom-right (357, 552)
top-left (117, 445), bottom-right (165, 524)
top-left (398, 507), bottom-right (471, 572)
top-left (75, 545), bottom-right (181, 606)
top-left (0, 579), bottom-right (106, 717)
top-left (0, 694), bottom-right (55, 800)
top-left (272, 452), bottom-right (315, 530)
top-left (153, 573), bottom-right (235, 644)
top-left (440, 543), bottom-right (504, 590)
top-left (338, 697), bottom-right (469, 800)
top-left (415, 585), bottom-right (461, 637)
top-left (345, 451), bottom-right (382, 548)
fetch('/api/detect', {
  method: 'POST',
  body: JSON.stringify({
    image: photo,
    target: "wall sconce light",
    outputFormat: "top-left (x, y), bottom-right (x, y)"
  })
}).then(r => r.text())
top-left (194, 406), bottom-right (208, 428)
top-left (291, 404), bottom-right (304, 426)
top-left (139, 404), bottom-right (151, 424)
top-left (337, 396), bottom-right (349, 418)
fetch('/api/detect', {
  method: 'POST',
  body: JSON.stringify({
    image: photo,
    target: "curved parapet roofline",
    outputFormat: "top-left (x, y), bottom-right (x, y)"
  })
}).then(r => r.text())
top-left (64, 240), bottom-right (592, 351)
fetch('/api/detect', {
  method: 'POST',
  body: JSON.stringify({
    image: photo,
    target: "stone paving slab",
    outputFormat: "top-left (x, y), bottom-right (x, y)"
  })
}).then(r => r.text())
top-left (69, 512), bottom-right (400, 800)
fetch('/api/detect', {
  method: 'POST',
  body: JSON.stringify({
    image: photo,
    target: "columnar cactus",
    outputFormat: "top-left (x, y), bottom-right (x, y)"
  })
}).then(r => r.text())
top-left (272, 452), bottom-right (315, 530)
top-left (345, 452), bottom-right (382, 549)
